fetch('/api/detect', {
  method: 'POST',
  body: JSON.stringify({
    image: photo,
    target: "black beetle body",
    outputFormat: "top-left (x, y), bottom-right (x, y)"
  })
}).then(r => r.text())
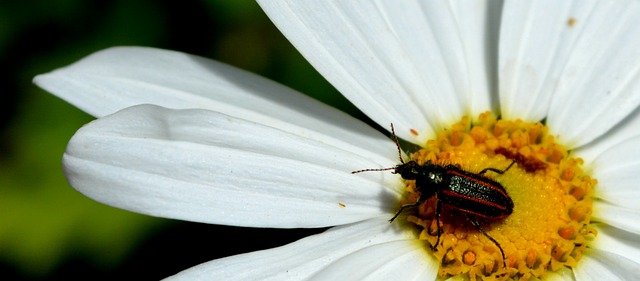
top-left (352, 124), bottom-right (515, 266)
top-left (389, 160), bottom-right (514, 266)
top-left (391, 160), bottom-right (514, 222)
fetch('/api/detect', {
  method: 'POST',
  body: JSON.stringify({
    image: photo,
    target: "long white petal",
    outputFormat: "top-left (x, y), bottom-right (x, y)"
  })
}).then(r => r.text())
top-left (165, 217), bottom-right (418, 280)
top-left (573, 248), bottom-right (638, 281)
top-left (34, 47), bottom-right (395, 162)
top-left (35, 46), bottom-right (299, 117)
top-left (543, 0), bottom-right (640, 147)
top-left (310, 240), bottom-right (436, 281)
top-left (501, 0), bottom-right (640, 147)
top-left (499, 0), bottom-right (595, 121)
top-left (64, 105), bottom-right (404, 228)
top-left (573, 110), bottom-right (640, 163)
top-left (258, 0), bottom-right (500, 144)
top-left (592, 201), bottom-right (640, 235)
top-left (579, 136), bottom-right (640, 209)
top-left (449, 0), bottom-right (503, 118)
top-left (590, 224), bottom-right (640, 265)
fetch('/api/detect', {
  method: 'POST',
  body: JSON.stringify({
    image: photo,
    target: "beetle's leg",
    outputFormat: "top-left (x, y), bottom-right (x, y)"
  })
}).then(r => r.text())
top-left (479, 160), bottom-right (516, 175)
top-left (389, 202), bottom-right (420, 222)
top-left (389, 193), bottom-right (433, 222)
top-left (466, 214), bottom-right (507, 268)
top-left (432, 200), bottom-right (442, 251)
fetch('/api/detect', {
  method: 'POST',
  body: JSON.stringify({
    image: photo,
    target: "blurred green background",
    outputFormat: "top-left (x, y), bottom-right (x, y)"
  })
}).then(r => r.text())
top-left (1, 0), bottom-right (369, 279)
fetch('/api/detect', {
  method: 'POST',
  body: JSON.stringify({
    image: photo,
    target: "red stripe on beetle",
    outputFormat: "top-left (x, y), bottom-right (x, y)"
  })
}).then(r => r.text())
top-left (441, 189), bottom-right (508, 210)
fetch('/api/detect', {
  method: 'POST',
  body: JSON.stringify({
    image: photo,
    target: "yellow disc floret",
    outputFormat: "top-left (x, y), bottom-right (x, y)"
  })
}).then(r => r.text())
top-left (402, 112), bottom-right (596, 281)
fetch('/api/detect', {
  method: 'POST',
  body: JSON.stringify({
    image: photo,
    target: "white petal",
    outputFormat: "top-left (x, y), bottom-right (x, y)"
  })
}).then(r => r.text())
top-left (592, 201), bottom-right (640, 235)
top-left (452, 0), bottom-right (502, 118)
top-left (258, 0), bottom-right (500, 143)
top-left (499, 0), bottom-right (594, 121)
top-left (165, 217), bottom-right (418, 280)
top-left (579, 136), bottom-right (640, 209)
top-left (543, 0), bottom-right (640, 147)
top-left (590, 224), bottom-right (640, 265)
top-left (572, 109), bottom-right (640, 163)
top-left (35, 46), bottom-right (292, 117)
top-left (310, 240), bottom-right (436, 281)
top-left (64, 105), bottom-right (405, 227)
top-left (500, 0), bottom-right (640, 147)
top-left (34, 47), bottom-right (396, 163)
top-left (450, 0), bottom-right (503, 118)
top-left (573, 248), bottom-right (639, 281)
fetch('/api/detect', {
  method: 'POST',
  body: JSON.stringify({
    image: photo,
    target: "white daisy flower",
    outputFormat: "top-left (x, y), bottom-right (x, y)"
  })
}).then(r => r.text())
top-left (34, 0), bottom-right (640, 280)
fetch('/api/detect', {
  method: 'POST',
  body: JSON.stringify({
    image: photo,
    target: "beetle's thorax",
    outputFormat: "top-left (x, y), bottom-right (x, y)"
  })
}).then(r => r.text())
top-left (394, 161), bottom-right (445, 185)
top-left (427, 170), bottom-right (443, 184)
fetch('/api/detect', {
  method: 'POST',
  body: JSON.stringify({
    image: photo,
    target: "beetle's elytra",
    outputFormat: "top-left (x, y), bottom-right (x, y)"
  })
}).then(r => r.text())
top-left (352, 124), bottom-right (515, 266)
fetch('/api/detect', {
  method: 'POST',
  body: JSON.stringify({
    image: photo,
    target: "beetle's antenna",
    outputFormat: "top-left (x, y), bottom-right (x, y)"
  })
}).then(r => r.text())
top-left (350, 123), bottom-right (404, 174)
top-left (390, 123), bottom-right (404, 164)
top-left (351, 167), bottom-right (396, 174)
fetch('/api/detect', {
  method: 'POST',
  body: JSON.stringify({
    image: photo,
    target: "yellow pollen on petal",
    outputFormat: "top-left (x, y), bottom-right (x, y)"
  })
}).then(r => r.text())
top-left (401, 112), bottom-right (596, 280)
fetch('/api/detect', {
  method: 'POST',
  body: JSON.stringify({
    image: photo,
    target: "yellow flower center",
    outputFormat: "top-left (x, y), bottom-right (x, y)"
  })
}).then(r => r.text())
top-left (400, 112), bottom-right (597, 280)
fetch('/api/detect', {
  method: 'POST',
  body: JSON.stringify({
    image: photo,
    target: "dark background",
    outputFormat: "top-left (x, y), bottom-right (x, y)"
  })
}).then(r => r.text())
top-left (0, 0), bottom-right (370, 279)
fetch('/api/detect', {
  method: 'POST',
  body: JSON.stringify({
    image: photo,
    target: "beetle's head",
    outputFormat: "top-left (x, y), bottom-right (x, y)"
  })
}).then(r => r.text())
top-left (394, 161), bottom-right (421, 180)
